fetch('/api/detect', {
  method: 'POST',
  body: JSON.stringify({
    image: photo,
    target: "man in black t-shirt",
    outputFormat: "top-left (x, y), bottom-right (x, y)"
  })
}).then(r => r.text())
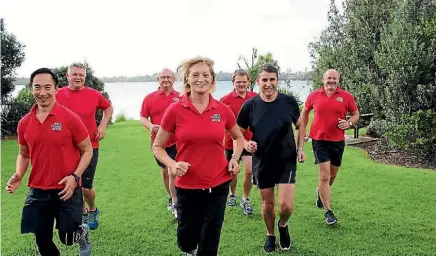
top-left (236, 64), bottom-right (306, 253)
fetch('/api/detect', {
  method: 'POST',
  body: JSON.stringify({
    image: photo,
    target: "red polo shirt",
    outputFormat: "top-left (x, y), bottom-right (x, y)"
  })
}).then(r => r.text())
top-left (220, 90), bottom-right (257, 149)
top-left (305, 86), bottom-right (358, 141)
top-left (17, 102), bottom-right (89, 190)
top-left (56, 86), bottom-right (112, 148)
top-left (140, 89), bottom-right (181, 147)
top-left (160, 93), bottom-right (236, 189)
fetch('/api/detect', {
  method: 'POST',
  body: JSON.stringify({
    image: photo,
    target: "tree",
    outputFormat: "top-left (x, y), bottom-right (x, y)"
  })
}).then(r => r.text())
top-left (1, 18), bottom-right (25, 101)
top-left (309, 0), bottom-right (436, 158)
top-left (237, 48), bottom-right (280, 91)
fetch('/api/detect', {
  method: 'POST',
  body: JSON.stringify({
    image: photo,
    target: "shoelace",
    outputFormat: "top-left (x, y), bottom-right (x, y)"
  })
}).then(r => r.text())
top-left (242, 200), bottom-right (252, 209)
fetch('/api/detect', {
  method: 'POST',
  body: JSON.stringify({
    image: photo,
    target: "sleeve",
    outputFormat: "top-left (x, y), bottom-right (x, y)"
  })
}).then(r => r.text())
top-left (140, 96), bottom-right (150, 118)
top-left (347, 93), bottom-right (358, 113)
top-left (160, 104), bottom-right (177, 133)
top-left (223, 105), bottom-right (236, 130)
top-left (70, 113), bottom-right (90, 144)
top-left (304, 92), bottom-right (314, 111)
top-left (98, 92), bottom-right (112, 110)
top-left (17, 119), bottom-right (27, 146)
top-left (236, 100), bottom-right (251, 129)
top-left (289, 96), bottom-right (300, 125)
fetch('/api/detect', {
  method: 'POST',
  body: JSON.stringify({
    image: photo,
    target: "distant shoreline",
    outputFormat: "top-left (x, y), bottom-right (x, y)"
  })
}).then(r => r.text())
top-left (13, 78), bottom-right (312, 86)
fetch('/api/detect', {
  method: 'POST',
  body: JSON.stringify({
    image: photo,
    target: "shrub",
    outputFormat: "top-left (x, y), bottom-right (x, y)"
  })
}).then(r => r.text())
top-left (385, 110), bottom-right (436, 157)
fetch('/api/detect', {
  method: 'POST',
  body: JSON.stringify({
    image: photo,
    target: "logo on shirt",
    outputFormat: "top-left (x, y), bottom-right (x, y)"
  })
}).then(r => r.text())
top-left (51, 122), bottom-right (62, 131)
top-left (172, 97), bottom-right (180, 102)
top-left (211, 113), bottom-right (221, 122)
top-left (335, 97), bottom-right (344, 103)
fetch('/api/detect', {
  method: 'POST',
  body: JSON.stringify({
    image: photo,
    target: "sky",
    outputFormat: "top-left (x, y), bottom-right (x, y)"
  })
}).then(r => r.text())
top-left (1, 0), bottom-right (341, 78)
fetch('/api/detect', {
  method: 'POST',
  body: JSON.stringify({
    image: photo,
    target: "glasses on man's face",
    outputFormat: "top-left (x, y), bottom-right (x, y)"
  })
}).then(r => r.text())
top-left (159, 76), bottom-right (173, 80)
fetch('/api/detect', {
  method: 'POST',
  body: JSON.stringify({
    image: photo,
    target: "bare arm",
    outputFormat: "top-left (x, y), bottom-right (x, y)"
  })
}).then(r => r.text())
top-left (16, 144), bottom-right (30, 177)
top-left (100, 106), bottom-right (114, 127)
top-left (295, 119), bottom-right (306, 150)
top-left (228, 125), bottom-right (244, 160)
top-left (232, 127), bottom-right (249, 149)
top-left (140, 116), bottom-right (155, 131)
top-left (152, 129), bottom-right (177, 167)
top-left (74, 137), bottom-right (93, 177)
top-left (349, 110), bottom-right (360, 127)
top-left (300, 107), bottom-right (311, 131)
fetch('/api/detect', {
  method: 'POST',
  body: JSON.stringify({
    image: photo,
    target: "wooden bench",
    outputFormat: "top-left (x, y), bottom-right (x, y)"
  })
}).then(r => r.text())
top-left (347, 113), bottom-right (374, 138)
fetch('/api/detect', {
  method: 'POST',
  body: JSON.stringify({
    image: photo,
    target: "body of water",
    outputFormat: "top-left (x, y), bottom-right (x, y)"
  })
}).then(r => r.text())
top-left (12, 80), bottom-right (312, 120)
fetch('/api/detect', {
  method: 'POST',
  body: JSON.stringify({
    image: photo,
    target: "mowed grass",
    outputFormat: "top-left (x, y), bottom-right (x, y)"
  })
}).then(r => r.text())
top-left (2, 121), bottom-right (435, 256)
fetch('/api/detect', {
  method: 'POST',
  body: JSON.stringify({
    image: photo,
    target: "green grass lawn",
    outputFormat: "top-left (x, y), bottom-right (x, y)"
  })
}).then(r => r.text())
top-left (2, 121), bottom-right (435, 256)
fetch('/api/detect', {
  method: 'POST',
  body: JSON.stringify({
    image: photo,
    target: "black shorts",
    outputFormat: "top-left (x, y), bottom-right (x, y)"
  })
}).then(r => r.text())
top-left (21, 187), bottom-right (83, 234)
top-left (252, 157), bottom-right (296, 189)
top-left (154, 145), bottom-right (177, 168)
top-left (82, 148), bottom-right (99, 189)
top-left (312, 139), bottom-right (345, 167)
top-left (224, 149), bottom-right (252, 162)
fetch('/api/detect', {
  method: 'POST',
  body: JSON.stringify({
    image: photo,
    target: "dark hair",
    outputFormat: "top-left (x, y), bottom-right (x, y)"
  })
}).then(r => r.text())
top-left (232, 69), bottom-right (249, 82)
top-left (30, 68), bottom-right (59, 86)
top-left (259, 63), bottom-right (279, 79)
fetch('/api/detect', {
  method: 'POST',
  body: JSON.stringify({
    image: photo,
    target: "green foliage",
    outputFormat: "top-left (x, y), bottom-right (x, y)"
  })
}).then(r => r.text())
top-left (114, 113), bottom-right (128, 123)
top-left (1, 18), bottom-right (26, 100)
top-left (52, 62), bottom-right (113, 125)
top-left (385, 110), bottom-right (436, 157)
top-left (309, 0), bottom-right (436, 152)
top-left (237, 48), bottom-right (280, 91)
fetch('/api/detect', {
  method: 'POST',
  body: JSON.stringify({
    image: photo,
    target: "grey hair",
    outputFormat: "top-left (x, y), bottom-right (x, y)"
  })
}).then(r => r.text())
top-left (68, 62), bottom-right (86, 74)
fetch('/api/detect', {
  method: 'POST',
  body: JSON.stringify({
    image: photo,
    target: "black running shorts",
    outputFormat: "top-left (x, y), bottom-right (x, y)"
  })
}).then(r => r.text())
top-left (312, 139), bottom-right (345, 167)
top-left (21, 187), bottom-right (83, 234)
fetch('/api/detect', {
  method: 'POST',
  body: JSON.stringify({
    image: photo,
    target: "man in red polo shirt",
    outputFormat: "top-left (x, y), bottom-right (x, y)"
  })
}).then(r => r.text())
top-left (140, 68), bottom-right (180, 218)
top-left (220, 69), bottom-right (257, 215)
top-left (301, 69), bottom-right (360, 225)
top-left (56, 62), bottom-right (113, 230)
top-left (5, 68), bottom-right (93, 256)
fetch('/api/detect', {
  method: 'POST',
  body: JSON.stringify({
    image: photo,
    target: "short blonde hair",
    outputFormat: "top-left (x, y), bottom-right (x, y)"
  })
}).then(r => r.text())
top-left (176, 56), bottom-right (216, 96)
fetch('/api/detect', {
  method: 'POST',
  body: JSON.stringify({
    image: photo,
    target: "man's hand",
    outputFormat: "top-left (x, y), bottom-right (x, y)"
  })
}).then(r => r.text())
top-left (5, 173), bottom-right (23, 194)
top-left (338, 118), bottom-right (351, 130)
top-left (228, 158), bottom-right (240, 176)
top-left (151, 124), bottom-right (160, 133)
top-left (245, 141), bottom-right (257, 153)
top-left (169, 161), bottom-right (191, 177)
top-left (58, 176), bottom-right (77, 201)
top-left (297, 149), bottom-right (306, 163)
top-left (95, 124), bottom-right (107, 141)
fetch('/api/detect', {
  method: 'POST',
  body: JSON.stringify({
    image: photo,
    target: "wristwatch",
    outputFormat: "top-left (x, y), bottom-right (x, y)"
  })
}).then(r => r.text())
top-left (71, 173), bottom-right (80, 183)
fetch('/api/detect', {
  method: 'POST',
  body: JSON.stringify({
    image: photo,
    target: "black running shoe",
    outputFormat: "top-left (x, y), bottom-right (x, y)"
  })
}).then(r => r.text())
top-left (325, 209), bottom-right (338, 225)
top-left (264, 235), bottom-right (276, 253)
top-left (277, 222), bottom-right (291, 250)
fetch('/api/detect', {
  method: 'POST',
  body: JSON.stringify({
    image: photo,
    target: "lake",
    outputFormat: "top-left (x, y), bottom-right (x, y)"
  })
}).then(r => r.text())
top-left (12, 80), bottom-right (312, 120)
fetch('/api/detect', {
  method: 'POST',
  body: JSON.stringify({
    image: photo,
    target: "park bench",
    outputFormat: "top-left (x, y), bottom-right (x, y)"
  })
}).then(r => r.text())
top-left (347, 113), bottom-right (374, 138)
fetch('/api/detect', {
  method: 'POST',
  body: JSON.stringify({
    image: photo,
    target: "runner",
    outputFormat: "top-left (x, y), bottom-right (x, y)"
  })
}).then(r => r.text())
top-left (140, 68), bottom-right (180, 218)
top-left (57, 62), bottom-right (113, 230)
top-left (236, 64), bottom-right (306, 253)
top-left (153, 56), bottom-right (244, 256)
top-left (300, 69), bottom-right (360, 225)
top-left (220, 69), bottom-right (257, 214)
top-left (6, 67), bottom-right (93, 256)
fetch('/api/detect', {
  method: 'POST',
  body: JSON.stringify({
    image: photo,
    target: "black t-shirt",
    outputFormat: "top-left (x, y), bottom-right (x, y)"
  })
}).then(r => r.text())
top-left (236, 93), bottom-right (300, 163)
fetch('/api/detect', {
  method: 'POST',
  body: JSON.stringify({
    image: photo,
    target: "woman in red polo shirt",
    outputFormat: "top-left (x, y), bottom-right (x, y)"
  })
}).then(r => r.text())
top-left (153, 56), bottom-right (244, 256)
